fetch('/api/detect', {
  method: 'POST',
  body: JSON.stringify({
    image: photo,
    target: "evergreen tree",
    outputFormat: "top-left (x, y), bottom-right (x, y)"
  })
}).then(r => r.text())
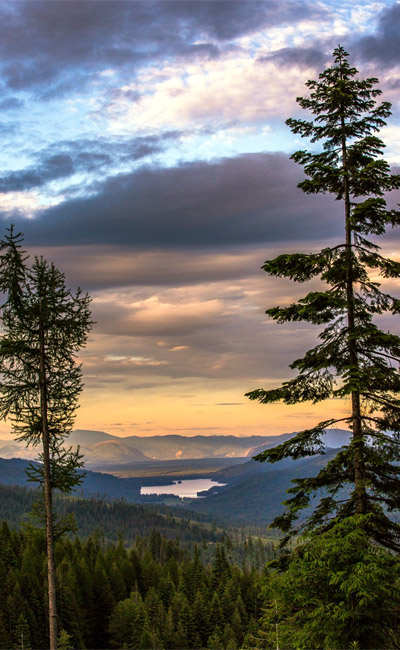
top-left (0, 227), bottom-right (92, 649)
top-left (14, 614), bottom-right (31, 650)
top-left (246, 47), bottom-right (400, 550)
top-left (92, 555), bottom-right (115, 648)
top-left (56, 630), bottom-right (73, 650)
top-left (260, 516), bottom-right (400, 649)
top-left (108, 597), bottom-right (138, 649)
top-left (209, 592), bottom-right (223, 631)
top-left (0, 617), bottom-right (10, 650)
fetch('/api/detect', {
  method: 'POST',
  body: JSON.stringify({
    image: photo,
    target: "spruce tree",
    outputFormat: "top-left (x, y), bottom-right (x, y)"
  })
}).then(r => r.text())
top-left (246, 47), bottom-right (400, 549)
top-left (0, 227), bottom-right (92, 650)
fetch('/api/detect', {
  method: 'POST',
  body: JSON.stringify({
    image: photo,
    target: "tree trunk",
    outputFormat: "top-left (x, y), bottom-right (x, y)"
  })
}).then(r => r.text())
top-left (340, 106), bottom-right (366, 516)
top-left (39, 298), bottom-right (58, 650)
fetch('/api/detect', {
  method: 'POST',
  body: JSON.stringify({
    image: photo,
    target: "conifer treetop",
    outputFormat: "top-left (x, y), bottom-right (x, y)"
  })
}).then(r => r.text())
top-left (246, 47), bottom-right (400, 550)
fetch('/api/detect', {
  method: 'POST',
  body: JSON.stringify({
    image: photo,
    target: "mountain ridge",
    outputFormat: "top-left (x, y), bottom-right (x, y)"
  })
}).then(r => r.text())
top-left (0, 428), bottom-right (352, 467)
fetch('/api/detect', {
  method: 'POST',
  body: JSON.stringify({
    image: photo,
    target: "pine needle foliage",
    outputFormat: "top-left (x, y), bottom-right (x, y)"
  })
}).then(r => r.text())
top-left (260, 516), bottom-right (400, 649)
top-left (0, 226), bottom-right (92, 649)
top-left (246, 47), bottom-right (400, 550)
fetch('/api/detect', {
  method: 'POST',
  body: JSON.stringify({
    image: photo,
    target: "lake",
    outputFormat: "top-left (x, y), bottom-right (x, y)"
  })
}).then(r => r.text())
top-left (140, 478), bottom-right (226, 498)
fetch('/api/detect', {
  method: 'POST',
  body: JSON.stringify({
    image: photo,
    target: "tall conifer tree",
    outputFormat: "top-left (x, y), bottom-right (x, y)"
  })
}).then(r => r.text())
top-left (0, 227), bottom-right (92, 650)
top-left (246, 47), bottom-right (400, 549)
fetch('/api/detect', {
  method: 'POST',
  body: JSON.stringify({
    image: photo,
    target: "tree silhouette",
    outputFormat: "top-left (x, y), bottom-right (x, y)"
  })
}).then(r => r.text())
top-left (247, 47), bottom-right (400, 550)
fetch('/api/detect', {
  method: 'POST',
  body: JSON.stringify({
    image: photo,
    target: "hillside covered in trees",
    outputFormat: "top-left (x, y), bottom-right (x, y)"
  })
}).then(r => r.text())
top-left (0, 521), bottom-right (271, 650)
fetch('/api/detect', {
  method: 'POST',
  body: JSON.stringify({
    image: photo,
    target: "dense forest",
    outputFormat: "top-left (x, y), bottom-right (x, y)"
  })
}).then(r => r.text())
top-left (0, 484), bottom-right (222, 546)
top-left (0, 483), bottom-right (278, 556)
top-left (0, 521), bottom-right (274, 650)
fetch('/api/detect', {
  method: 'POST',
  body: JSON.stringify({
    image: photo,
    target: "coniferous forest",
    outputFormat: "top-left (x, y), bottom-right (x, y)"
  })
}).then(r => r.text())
top-left (0, 521), bottom-right (270, 650)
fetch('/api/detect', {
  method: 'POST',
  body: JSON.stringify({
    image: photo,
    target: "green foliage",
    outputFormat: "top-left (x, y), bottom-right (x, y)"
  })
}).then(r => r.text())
top-left (0, 482), bottom-right (280, 566)
top-left (0, 521), bottom-right (267, 650)
top-left (14, 614), bottom-right (31, 650)
top-left (57, 630), bottom-right (74, 650)
top-left (259, 516), bottom-right (400, 649)
top-left (0, 226), bottom-right (92, 508)
top-left (246, 47), bottom-right (400, 551)
top-left (0, 226), bottom-right (92, 648)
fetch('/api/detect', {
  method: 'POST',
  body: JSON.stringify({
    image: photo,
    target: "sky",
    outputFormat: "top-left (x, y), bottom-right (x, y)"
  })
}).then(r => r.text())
top-left (0, 0), bottom-right (400, 439)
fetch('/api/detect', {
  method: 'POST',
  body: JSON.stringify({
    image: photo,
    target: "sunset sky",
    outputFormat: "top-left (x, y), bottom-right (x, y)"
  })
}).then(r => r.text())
top-left (1, 0), bottom-right (400, 439)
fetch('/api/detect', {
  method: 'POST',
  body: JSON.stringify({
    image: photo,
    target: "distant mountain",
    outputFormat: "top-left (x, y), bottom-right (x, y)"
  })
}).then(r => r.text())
top-left (69, 429), bottom-right (116, 445)
top-left (70, 430), bottom-right (296, 461)
top-left (194, 431), bottom-right (352, 523)
top-left (249, 428), bottom-right (351, 456)
top-left (0, 427), bottom-right (352, 468)
top-left (79, 440), bottom-right (150, 465)
top-left (0, 447), bottom-right (342, 525)
top-left (0, 483), bottom-right (221, 545)
top-left (0, 456), bottom-right (243, 505)
top-left (322, 429), bottom-right (351, 448)
top-left (0, 443), bottom-right (35, 461)
top-left (191, 449), bottom-right (339, 523)
top-left (0, 457), bottom-right (144, 501)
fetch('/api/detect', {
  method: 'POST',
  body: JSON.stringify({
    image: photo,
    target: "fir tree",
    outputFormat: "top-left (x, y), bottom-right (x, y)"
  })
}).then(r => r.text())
top-left (14, 614), bottom-right (31, 650)
top-left (260, 516), bottom-right (400, 649)
top-left (108, 597), bottom-right (138, 649)
top-left (0, 227), bottom-right (92, 649)
top-left (56, 630), bottom-right (73, 650)
top-left (246, 46), bottom-right (400, 550)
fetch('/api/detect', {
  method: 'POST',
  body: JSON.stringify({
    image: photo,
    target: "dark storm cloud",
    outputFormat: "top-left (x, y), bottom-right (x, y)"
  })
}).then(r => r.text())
top-left (0, 0), bottom-right (327, 93)
top-left (354, 3), bottom-right (400, 67)
top-left (0, 132), bottom-right (180, 191)
top-left (14, 152), bottom-right (342, 248)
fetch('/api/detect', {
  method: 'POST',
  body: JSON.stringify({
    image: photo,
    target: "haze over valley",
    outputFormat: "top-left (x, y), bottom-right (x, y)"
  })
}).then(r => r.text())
top-left (0, 427), bottom-right (351, 524)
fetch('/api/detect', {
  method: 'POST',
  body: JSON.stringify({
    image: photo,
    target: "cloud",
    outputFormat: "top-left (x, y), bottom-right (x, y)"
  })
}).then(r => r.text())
top-left (0, 132), bottom-right (180, 192)
top-left (0, 154), bottom-right (75, 192)
top-left (0, 97), bottom-right (24, 110)
top-left (76, 270), bottom-right (324, 387)
top-left (29, 246), bottom-right (266, 291)
top-left (259, 46), bottom-right (327, 68)
top-left (0, 1), bottom-right (325, 94)
top-left (106, 54), bottom-right (315, 132)
top-left (354, 3), bottom-right (400, 67)
top-left (93, 293), bottom-right (227, 338)
top-left (13, 152), bottom-right (343, 248)
top-left (160, 0), bottom-right (323, 41)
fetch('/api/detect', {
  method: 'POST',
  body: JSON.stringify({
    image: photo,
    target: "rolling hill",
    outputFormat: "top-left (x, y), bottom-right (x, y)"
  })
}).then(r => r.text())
top-left (190, 449), bottom-right (340, 523)
top-left (0, 446), bottom-right (342, 525)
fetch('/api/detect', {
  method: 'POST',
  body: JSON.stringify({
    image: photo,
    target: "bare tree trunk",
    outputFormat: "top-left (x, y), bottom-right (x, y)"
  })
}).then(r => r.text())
top-left (39, 298), bottom-right (58, 650)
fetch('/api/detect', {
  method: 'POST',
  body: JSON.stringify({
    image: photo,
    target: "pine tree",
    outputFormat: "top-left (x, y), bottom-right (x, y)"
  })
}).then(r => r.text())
top-left (246, 46), bottom-right (400, 550)
top-left (0, 227), bottom-right (92, 649)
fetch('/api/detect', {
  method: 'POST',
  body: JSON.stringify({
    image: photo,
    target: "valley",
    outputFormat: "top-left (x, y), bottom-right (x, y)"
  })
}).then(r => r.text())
top-left (0, 427), bottom-right (351, 525)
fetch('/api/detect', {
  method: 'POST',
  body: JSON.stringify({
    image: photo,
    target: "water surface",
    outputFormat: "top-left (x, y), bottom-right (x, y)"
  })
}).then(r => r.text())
top-left (140, 478), bottom-right (225, 498)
